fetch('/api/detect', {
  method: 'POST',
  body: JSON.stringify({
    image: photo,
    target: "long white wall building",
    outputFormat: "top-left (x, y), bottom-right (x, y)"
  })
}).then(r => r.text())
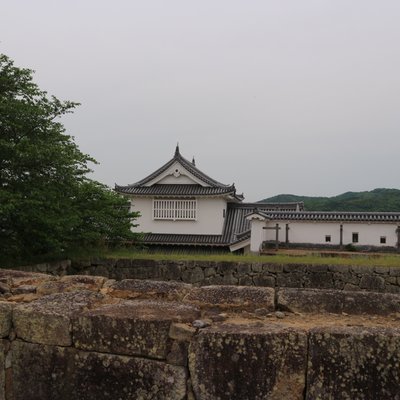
top-left (116, 146), bottom-right (400, 253)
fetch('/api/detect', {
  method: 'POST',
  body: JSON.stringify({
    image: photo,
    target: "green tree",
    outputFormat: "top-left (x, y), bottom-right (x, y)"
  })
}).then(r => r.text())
top-left (0, 54), bottom-right (139, 265)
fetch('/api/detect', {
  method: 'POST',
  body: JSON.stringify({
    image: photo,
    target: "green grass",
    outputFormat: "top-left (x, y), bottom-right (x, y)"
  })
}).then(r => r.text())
top-left (98, 248), bottom-right (400, 268)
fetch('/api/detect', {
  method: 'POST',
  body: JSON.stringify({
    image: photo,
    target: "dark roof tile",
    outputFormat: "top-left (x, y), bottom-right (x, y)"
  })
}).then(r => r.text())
top-left (116, 146), bottom-right (231, 190)
top-left (254, 211), bottom-right (400, 223)
top-left (115, 184), bottom-right (237, 197)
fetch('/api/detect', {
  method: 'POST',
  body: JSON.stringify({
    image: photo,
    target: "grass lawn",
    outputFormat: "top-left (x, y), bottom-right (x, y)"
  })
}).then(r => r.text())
top-left (99, 248), bottom-right (400, 268)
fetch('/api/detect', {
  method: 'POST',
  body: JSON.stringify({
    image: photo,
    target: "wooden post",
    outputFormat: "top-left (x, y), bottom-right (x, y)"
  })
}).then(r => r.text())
top-left (397, 226), bottom-right (400, 251)
top-left (285, 224), bottom-right (289, 246)
top-left (340, 224), bottom-right (343, 250)
top-left (263, 224), bottom-right (281, 250)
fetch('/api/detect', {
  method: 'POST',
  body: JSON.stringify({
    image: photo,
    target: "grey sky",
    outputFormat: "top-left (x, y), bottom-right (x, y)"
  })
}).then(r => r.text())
top-left (2, 0), bottom-right (400, 201)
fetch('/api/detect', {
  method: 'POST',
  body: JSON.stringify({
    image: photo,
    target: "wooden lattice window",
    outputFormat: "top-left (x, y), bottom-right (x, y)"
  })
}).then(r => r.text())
top-left (153, 199), bottom-right (197, 220)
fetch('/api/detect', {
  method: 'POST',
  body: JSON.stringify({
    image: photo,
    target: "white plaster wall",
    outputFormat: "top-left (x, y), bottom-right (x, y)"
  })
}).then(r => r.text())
top-left (250, 219), bottom-right (266, 252)
top-left (157, 174), bottom-right (197, 185)
top-left (131, 197), bottom-right (227, 235)
top-left (144, 161), bottom-right (210, 187)
top-left (341, 223), bottom-right (398, 246)
top-left (263, 221), bottom-right (398, 247)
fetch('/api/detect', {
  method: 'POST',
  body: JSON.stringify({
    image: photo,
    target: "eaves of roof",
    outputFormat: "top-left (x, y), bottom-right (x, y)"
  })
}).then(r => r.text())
top-left (115, 184), bottom-right (237, 197)
top-left (221, 202), bottom-right (304, 244)
top-left (141, 233), bottom-right (228, 246)
top-left (255, 211), bottom-right (400, 223)
top-left (117, 145), bottom-right (232, 189)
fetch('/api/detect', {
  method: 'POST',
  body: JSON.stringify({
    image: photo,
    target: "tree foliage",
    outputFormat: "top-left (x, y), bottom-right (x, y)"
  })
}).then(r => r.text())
top-left (261, 188), bottom-right (400, 212)
top-left (0, 54), bottom-right (139, 264)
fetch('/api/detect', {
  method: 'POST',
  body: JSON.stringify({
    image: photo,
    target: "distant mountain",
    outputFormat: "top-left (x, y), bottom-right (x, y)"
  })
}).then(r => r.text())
top-left (260, 188), bottom-right (400, 212)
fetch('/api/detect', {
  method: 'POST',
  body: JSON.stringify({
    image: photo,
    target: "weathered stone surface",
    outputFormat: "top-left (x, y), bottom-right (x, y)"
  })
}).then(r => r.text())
top-left (0, 269), bottom-right (56, 288)
top-left (374, 265), bottom-right (390, 274)
top-left (252, 273), bottom-right (275, 287)
top-left (278, 288), bottom-right (400, 315)
top-left (0, 282), bottom-right (10, 294)
top-left (238, 276), bottom-right (254, 286)
top-left (262, 263), bottom-right (283, 273)
top-left (343, 283), bottom-right (361, 291)
top-left (166, 340), bottom-right (188, 366)
top-left (251, 263), bottom-right (263, 272)
top-left (220, 272), bottom-right (238, 286)
top-left (389, 267), bottom-right (400, 277)
top-left (0, 303), bottom-right (12, 338)
top-left (237, 263), bottom-right (252, 275)
top-left (189, 324), bottom-right (307, 400)
top-left (11, 284), bottom-right (37, 295)
top-left (216, 262), bottom-right (236, 274)
top-left (184, 285), bottom-right (275, 311)
top-left (107, 279), bottom-right (192, 301)
top-left (328, 264), bottom-right (350, 273)
top-left (15, 258), bottom-right (400, 293)
top-left (14, 291), bottom-right (106, 346)
top-left (350, 264), bottom-right (376, 274)
top-left (203, 266), bottom-right (216, 277)
top-left (169, 323), bottom-right (196, 342)
top-left (283, 264), bottom-right (307, 273)
top-left (276, 272), bottom-right (304, 287)
top-left (359, 274), bottom-right (385, 291)
top-left (342, 291), bottom-right (400, 315)
top-left (37, 275), bottom-right (106, 295)
top-left (0, 340), bottom-right (5, 400)
top-left (182, 267), bottom-right (205, 284)
top-left (307, 326), bottom-right (400, 400)
top-left (304, 272), bottom-right (334, 289)
top-left (72, 300), bottom-right (200, 359)
top-left (161, 261), bottom-right (183, 280)
top-left (12, 340), bottom-right (187, 400)
top-left (306, 264), bottom-right (330, 273)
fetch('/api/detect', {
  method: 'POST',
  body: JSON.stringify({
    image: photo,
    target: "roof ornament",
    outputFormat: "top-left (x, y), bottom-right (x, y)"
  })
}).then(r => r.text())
top-left (192, 156), bottom-right (196, 166)
top-left (175, 143), bottom-right (180, 157)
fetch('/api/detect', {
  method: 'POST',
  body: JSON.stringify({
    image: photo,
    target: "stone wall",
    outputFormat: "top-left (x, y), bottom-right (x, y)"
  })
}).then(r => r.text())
top-left (11, 257), bottom-right (400, 294)
top-left (1, 268), bottom-right (400, 399)
top-left (66, 258), bottom-right (400, 294)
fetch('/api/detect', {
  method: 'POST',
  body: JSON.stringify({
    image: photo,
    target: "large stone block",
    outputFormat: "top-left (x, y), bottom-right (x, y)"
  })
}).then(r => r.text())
top-left (11, 340), bottom-right (187, 400)
top-left (276, 272), bottom-right (304, 287)
top-left (307, 326), bottom-right (400, 400)
top-left (278, 288), bottom-right (400, 315)
top-left (184, 285), bottom-right (275, 312)
top-left (0, 340), bottom-right (5, 400)
top-left (304, 272), bottom-right (334, 289)
top-left (182, 267), bottom-right (205, 284)
top-left (359, 274), bottom-right (385, 291)
top-left (73, 300), bottom-right (200, 359)
top-left (106, 279), bottom-right (192, 301)
top-left (161, 261), bottom-right (183, 280)
top-left (252, 273), bottom-right (275, 287)
top-left (0, 269), bottom-right (56, 288)
top-left (36, 275), bottom-right (106, 296)
top-left (0, 303), bottom-right (12, 338)
top-left (14, 291), bottom-right (106, 346)
top-left (262, 263), bottom-right (283, 273)
top-left (189, 324), bottom-right (307, 400)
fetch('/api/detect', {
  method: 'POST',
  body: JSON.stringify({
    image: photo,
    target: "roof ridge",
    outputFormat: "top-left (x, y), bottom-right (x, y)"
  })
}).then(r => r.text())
top-left (116, 146), bottom-right (233, 189)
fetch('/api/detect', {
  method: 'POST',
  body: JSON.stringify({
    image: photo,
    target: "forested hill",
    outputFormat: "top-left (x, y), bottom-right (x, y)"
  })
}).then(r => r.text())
top-left (260, 189), bottom-right (400, 212)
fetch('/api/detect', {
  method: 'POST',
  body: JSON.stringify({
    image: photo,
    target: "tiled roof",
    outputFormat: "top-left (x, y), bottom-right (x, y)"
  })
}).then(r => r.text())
top-left (117, 145), bottom-right (232, 189)
top-left (221, 202), bottom-right (304, 243)
top-left (141, 233), bottom-right (226, 246)
top-left (115, 184), bottom-right (237, 197)
top-left (140, 201), bottom-right (305, 247)
top-left (254, 211), bottom-right (400, 223)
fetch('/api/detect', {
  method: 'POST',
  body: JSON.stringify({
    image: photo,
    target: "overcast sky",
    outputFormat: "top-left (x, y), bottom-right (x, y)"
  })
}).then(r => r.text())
top-left (2, 1), bottom-right (400, 201)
